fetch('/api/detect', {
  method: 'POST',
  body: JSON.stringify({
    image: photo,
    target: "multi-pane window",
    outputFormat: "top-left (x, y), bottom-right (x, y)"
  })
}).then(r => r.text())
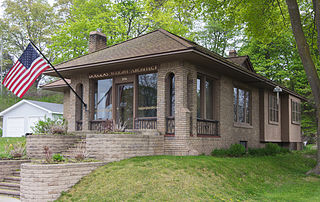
top-left (234, 87), bottom-right (250, 124)
top-left (197, 75), bottom-right (214, 120)
top-left (94, 78), bottom-right (113, 120)
top-left (291, 100), bottom-right (301, 124)
top-left (169, 73), bottom-right (175, 117)
top-left (138, 73), bottom-right (157, 117)
top-left (269, 94), bottom-right (279, 123)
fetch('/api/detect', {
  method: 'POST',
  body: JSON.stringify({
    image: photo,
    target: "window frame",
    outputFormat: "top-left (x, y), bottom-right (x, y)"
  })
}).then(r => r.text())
top-left (197, 74), bottom-right (215, 120)
top-left (291, 100), bottom-right (301, 125)
top-left (268, 93), bottom-right (279, 124)
top-left (233, 86), bottom-right (252, 126)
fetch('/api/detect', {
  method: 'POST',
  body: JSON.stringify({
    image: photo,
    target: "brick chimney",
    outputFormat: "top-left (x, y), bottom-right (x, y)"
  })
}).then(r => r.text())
top-left (229, 50), bottom-right (237, 57)
top-left (89, 31), bottom-right (107, 53)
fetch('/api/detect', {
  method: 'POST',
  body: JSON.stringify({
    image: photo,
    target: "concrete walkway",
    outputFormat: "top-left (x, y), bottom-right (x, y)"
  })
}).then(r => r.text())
top-left (0, 195), bottom-right (20, 202)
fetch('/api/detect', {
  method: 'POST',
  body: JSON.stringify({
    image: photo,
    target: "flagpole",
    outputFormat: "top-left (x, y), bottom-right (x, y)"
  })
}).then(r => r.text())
top-left (28, 40), bottom-right (87, 110)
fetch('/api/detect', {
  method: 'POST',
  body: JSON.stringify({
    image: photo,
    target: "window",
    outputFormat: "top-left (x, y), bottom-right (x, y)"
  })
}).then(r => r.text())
top-left (234, 87), bottom-right (251, 124)
top-left (269, 94), bottom-right (279, 123)
top-left (168, 73), bottom-right (175, 117)
top-left (197, 75), bottom-right (214, 120)
top-left (138, 73), bottom-right (157, 117)
top-left (94, 78), bottom-right (113, 120)
top-left (291, 100), bottom-right (301, 124)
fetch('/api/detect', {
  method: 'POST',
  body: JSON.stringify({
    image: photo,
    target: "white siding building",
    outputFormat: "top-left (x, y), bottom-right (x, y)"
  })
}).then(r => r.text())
top-left (0, 100), bottom-right (63, 137)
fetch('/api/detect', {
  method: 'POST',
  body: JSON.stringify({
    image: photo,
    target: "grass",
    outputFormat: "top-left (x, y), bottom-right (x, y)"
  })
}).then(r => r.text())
top-left (57, 151), bottom-right (320, 202)
top-left (0, 137), bottom-right (26, 158)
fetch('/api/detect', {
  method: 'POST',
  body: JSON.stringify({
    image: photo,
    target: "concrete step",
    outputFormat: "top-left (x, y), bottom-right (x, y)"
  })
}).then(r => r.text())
top-left (12, 171), bottom-right (20, 177)
top-left (3, 176), bottom-right (20, 183)
top-left (0, 188), bottom-right (19, 198)
top-left (0, 182), bottom-right (20, 191)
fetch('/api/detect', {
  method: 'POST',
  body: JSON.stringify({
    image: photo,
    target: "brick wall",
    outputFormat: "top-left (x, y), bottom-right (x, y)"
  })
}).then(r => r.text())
top-left (26, 135), bottom-right (84, 158)
top-left (0, 160), bottom-right (30, 181)
top-left (86, 133), bottom-right (164, 161)
top-left (20, 162), bottom-right (106, 202)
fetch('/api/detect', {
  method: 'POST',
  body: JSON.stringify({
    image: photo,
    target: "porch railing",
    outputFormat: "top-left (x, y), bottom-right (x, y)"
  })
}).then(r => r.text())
top-left (166, 117), bottom-right (175, 134)
top-left (76, 120), bottom-right (82, 131)
top-left (134, 117), bottom-right (157, 130)
top-left (197, 119), bottom-right (219, 136)
top-left (90, 120), bottom-right (113, 132)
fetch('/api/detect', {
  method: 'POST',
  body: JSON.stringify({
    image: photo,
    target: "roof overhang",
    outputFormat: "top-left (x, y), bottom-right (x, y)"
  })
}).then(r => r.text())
top-left (43, 48), bottom-right (306, 101)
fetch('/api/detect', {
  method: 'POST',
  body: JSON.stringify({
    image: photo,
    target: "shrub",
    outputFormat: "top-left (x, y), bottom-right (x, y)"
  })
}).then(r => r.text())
top-left (248, 143), bottom-right (290, 156)
top-left (264, 143), bottom-right (281, 156)
top-left (228, 144), bottom-right (246, 157)
top-left (52, 153), bottom-right (64, 162)
top-left (72, 140), bottom-right (88, 161)
top-left (0, 128), bottom-right (2, 137)
top-left (211, 149), bottom-right (230, 157)
top-left (211, 144), bottom-right (246, 157)
top-left (32, 117), bottom-right (67, 135)
top-left (4, 142), bottom-right (26, 159)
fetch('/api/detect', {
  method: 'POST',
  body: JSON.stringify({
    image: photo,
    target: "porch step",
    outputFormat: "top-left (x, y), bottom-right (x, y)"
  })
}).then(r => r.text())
top-left (12, 171), bottom-right (20, 177)
top-left (0, 182), bottom-right (20, 190)
top-left (3, 176), bottom-right (20, 183)
top-left (0, 188), bottom-right (20, 198)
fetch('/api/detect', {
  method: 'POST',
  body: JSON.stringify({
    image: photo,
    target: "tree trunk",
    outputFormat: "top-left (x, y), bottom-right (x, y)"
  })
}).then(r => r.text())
top-left (313, 0), bottom-right (320, 56)
top-left (286, 0), bottom-right (320, 174)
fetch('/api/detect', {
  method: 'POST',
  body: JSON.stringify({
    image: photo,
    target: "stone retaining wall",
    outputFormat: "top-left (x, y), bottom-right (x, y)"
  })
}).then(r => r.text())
top-left (20, 162), bottom-right (106, 202)
top-left (86, 133), bottom-right (164, 161)
top-left (26, 135), bottom-right (84, 158)
top-left (0, 160), bottom-right (31, 181)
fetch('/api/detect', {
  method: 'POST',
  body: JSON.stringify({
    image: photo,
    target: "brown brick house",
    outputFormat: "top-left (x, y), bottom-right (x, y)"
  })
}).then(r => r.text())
top-left (42, 29), bottom-right (304, 155)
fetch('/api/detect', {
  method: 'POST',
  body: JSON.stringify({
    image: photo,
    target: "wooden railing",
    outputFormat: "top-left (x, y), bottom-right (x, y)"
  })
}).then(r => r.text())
top-left (134, 117), bottom-right (157, 130)
top-left (166, 117), bottom-right (175, 134)
top-left (76, 120), bottom-right (82, 131)
top-left (197, 119), bottom-right (219, 136)
top-left (90, 120), bottom-right (113, 132)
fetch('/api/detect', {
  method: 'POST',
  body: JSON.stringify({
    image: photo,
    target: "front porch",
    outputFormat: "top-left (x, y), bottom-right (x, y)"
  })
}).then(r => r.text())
top-left (70, 62), bottom-right (220, 138)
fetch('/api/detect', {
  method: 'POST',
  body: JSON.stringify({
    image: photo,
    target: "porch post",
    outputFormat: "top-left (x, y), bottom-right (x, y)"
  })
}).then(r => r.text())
top-left (82, 76), bottom-right (90, 131)
top-left (157, 66), bottom-right (166, 135)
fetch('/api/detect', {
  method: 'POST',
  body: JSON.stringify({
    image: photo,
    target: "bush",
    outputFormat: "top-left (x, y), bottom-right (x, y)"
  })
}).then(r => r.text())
top-left (32, 117), bottom-right (67, 135)
top-left (211, 144), bottom-right (246, 157)
top-left (0, 128), bottom-right (2, 137)
top-left (211, 149), bottom-right (230, 157)
top-left (52, 153), bottom-right (64, 162)
top-left (248, 143), bottom-right (290, 156)
top-left (228, 144), bottom-right (246, 157)
top-left (264, 143), bottom-right (281, 156)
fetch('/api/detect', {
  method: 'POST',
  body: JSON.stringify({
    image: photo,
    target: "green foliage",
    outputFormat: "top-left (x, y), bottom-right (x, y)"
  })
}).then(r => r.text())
top-left (0, 137), bottom-right (26, 159)
top-left (52, 153), bottom-right (65, 162)
top-left (228, 144), bottom-right (246, 157)
top-left (50, 0), bottom-right (197, 64)
top-left (248, 143), bottom-right (290, 156)
top-left (0, 128), bottom-right (2, 137)
top-left (211, 144), bottom-right (246, 157)
top-left (31, 117), bottom-right (67, 135)
top-left (57, 155), bottom-right (320, 201)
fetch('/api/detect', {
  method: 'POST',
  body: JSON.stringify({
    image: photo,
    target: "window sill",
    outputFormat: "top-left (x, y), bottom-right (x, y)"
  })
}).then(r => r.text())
top-left (268, 121), bottom-right (279, 126)
top-left (197, 134), bottom-right (220, 138)
top-left (291, 121), bottom-right (301, 126)
top-left (233, 122), bottom-right (253, 129)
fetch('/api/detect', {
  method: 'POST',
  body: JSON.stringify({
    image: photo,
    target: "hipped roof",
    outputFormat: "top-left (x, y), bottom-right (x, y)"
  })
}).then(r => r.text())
top-left (44, 29), bottom-right (305, 100)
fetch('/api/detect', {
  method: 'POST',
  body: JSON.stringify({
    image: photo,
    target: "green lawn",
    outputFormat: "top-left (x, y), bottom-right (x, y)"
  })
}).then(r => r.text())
top-left (0, 137), bottom-right (26, 157)
top-left (57, 152), bottom-right (320, 202)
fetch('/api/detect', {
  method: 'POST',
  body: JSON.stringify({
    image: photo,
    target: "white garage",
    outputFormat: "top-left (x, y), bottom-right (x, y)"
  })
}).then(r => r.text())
top-left (0, 99), bottom-right (63, 137)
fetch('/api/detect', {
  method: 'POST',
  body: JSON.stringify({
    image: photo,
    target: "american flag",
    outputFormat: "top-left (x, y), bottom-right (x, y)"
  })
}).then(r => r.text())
top-left (2, 43), bottom-right (50, 98)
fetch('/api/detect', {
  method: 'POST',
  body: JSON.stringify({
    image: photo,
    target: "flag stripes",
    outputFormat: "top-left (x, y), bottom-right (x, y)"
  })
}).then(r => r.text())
top-left (3, 54), bottom-right (50, 98)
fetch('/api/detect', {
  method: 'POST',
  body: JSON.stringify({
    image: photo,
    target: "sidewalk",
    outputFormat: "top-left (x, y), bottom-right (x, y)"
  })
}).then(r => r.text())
top-left (0, 195), bottom-right (20, 202)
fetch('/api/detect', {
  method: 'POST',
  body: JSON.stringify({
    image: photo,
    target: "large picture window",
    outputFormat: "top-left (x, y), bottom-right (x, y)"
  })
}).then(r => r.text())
top-left (94, 78), bottom-right (113, 120)
top-left (234, 87), bottom-right (251, 124)
top-left (269, 94), bottom-right (279, 123)
top-left (138, 73), bottom-right (157, 117)
top-left (291, 100), bottom-right (301, 124)
top-left (197, 75), bottom-right (214, 120)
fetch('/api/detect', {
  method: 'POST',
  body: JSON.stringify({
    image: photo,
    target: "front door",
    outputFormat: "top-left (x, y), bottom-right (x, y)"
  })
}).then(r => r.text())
top-left (116, 83), bottom-right (134, 129)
